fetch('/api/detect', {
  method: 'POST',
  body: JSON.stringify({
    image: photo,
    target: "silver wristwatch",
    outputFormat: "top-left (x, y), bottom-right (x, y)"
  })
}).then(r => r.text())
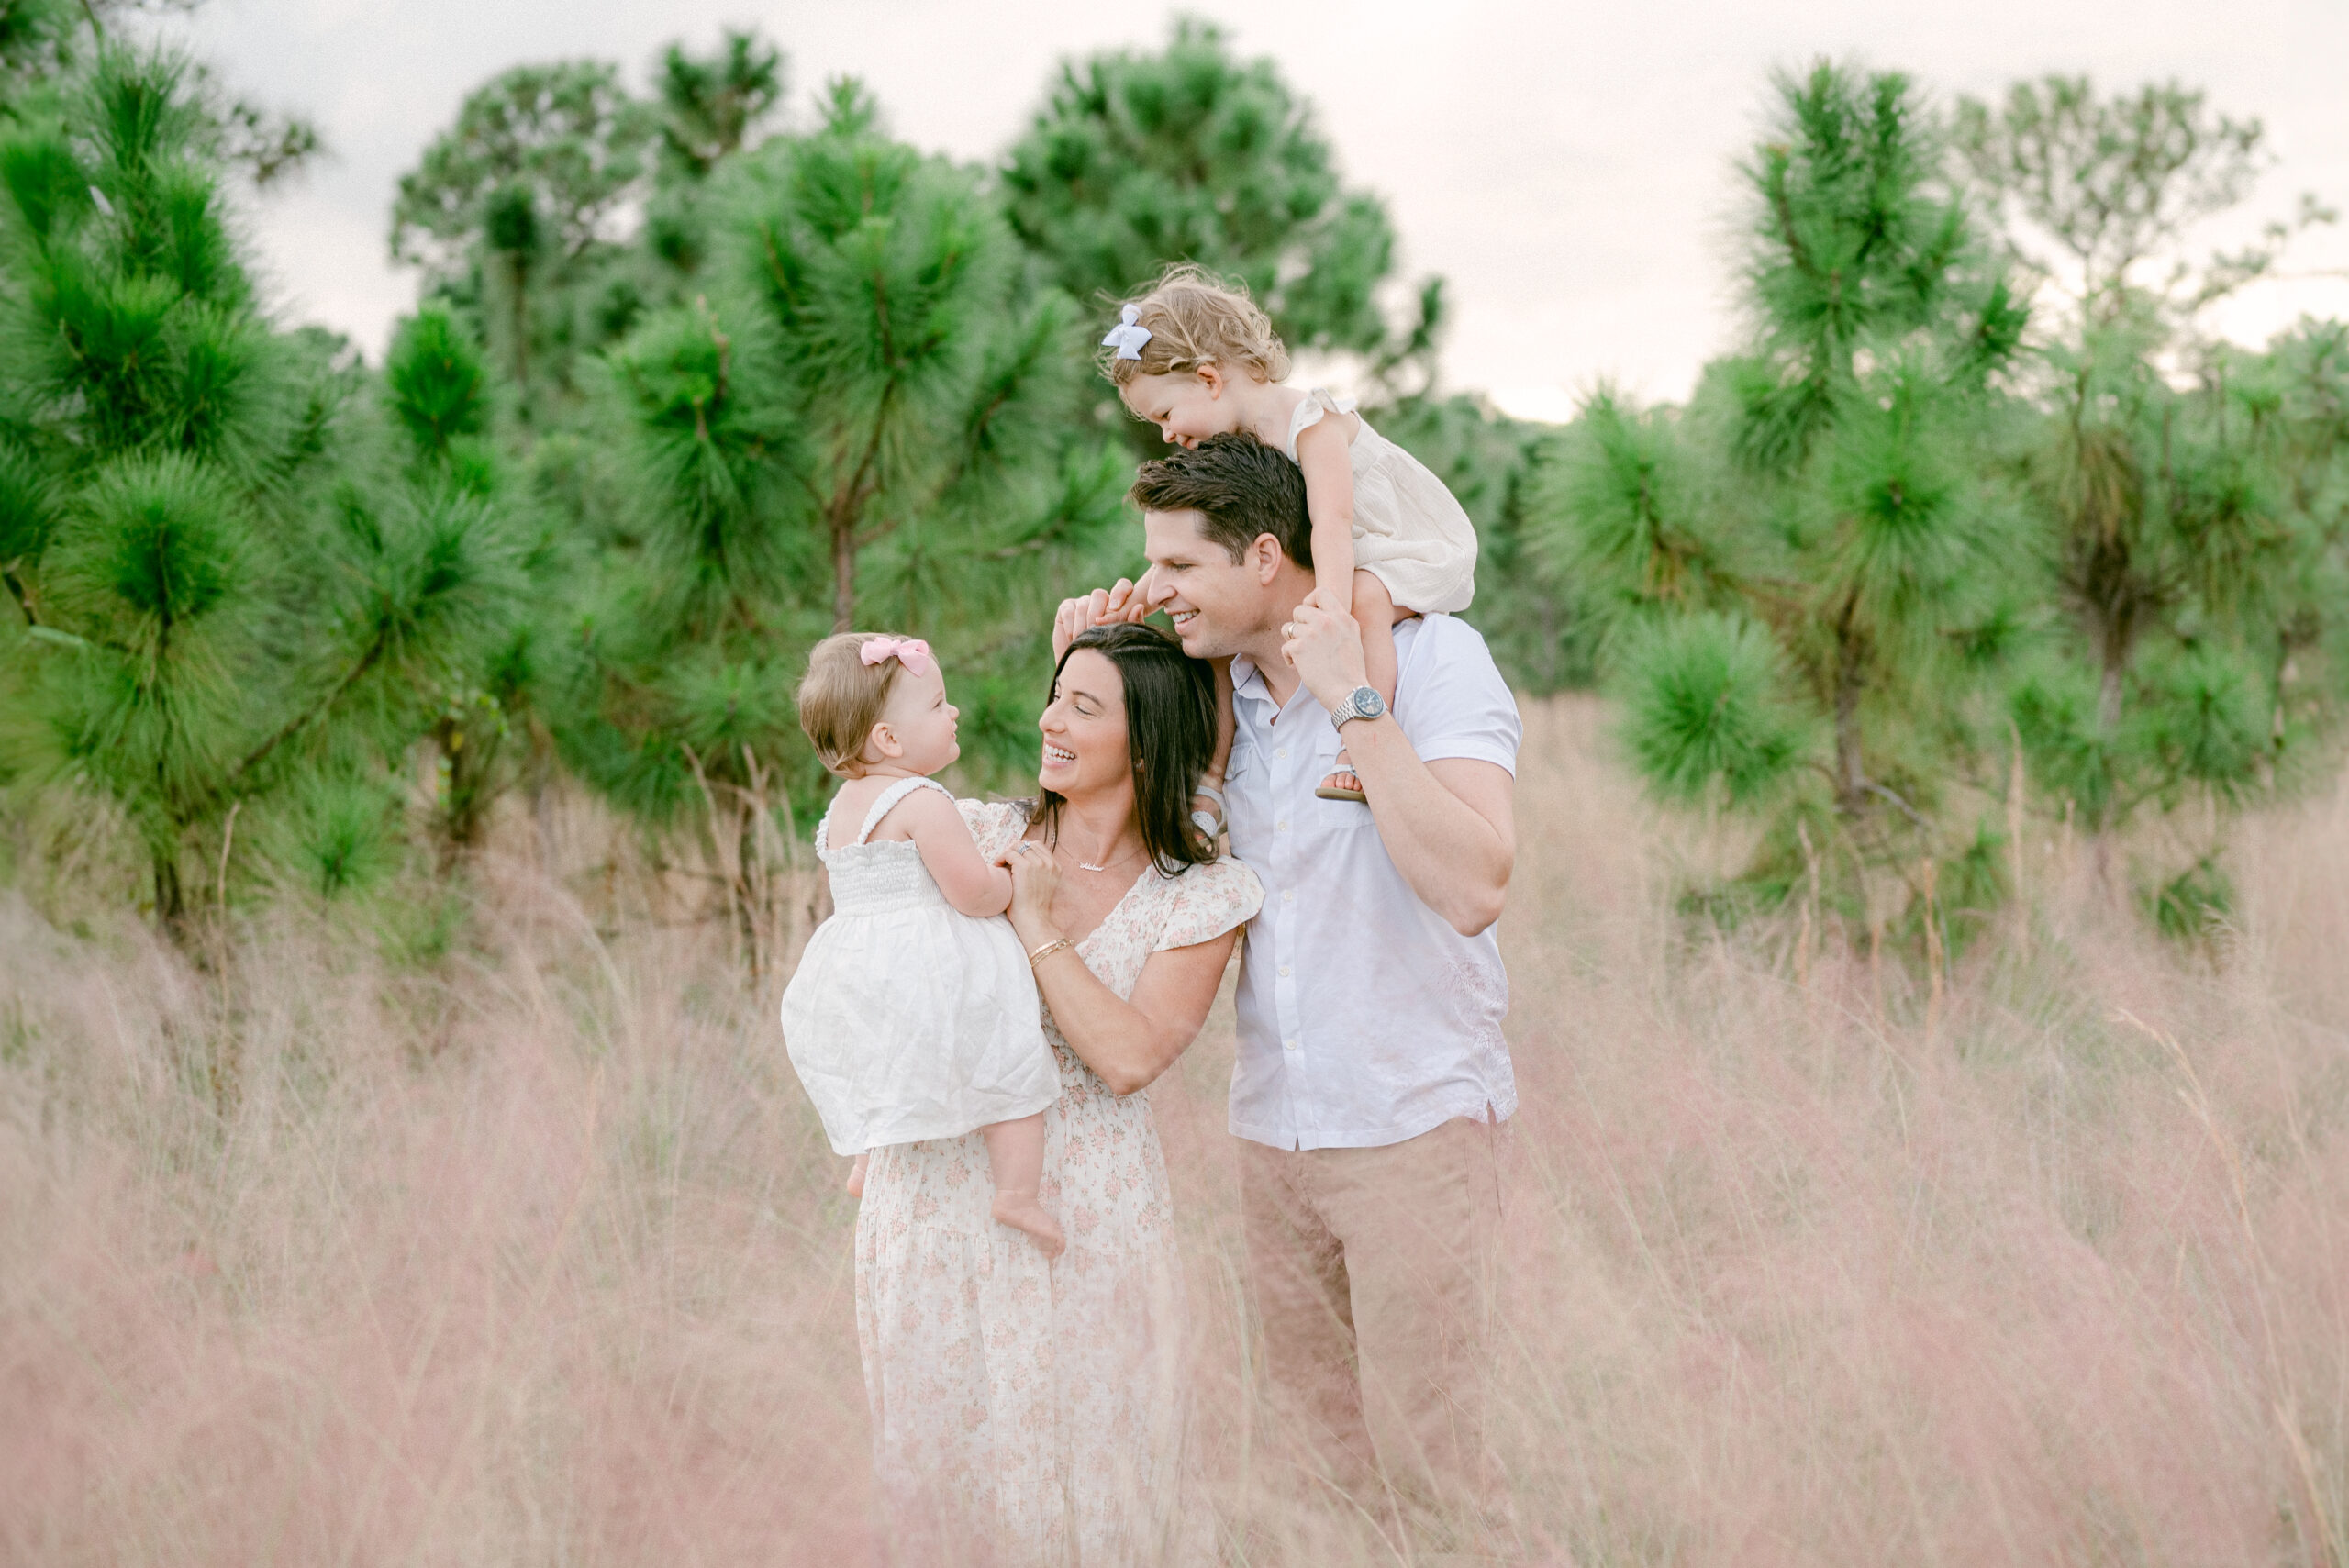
top-left (1329, 684), bottom-right (1387, 729)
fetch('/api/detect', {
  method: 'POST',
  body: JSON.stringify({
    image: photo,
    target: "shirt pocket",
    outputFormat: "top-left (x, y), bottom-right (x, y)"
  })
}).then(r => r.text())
top-left (1223, 741), bottom-right (1270, 845)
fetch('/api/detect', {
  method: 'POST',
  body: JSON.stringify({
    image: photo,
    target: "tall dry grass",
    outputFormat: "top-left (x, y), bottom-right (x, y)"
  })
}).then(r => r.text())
top-left (5, 696), bottom-right (2348, 1565)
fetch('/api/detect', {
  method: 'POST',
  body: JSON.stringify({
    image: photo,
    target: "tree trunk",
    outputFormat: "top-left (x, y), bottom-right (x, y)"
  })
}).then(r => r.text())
top-left (831, 512), bottom-right (855, 632)
top-left (1832, 611), bottom-right (1867, 815)
top-left (153, 844), bottom-right (184, 933)
top-left (507, 251), bottom-right (531, 412)
top-left (2097, 646), bottom-right (2125, 731)
top-left (735, 800), bottom-right (763, 981)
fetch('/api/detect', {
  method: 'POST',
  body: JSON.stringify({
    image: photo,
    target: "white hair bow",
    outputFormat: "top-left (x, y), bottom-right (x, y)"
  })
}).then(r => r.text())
top-left (1101, 304), bottom-right (1152, 361)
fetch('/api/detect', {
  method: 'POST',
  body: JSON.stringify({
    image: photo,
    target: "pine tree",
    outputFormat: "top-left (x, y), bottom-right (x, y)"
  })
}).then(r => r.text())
top-left (391, 61), bottom-right (657, 421)
top-left (378, 302), bottom-right (546, 859)
top-left (553, 79), bottom-right (1126, 854)
top-left (654, 29), bottom-right (785, 181)
top-left (1000, 16), bottom-right (1442, 437)
top-left (1536, 62), bottom-right (2028, 941)
top-left (1370, 394), bottom-right (1583, 692)
top-left (1959, 76), bottom-right (2348, 921)
top-left (0, 47), bottom-right (518, 928)
top-left (1, 0), bottom-right (321, 188)
top-left (640, 29), bottom-right (786, 283)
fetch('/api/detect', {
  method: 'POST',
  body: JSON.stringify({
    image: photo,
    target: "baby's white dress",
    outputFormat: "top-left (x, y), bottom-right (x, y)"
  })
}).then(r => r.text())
top-left (780, 776), bottom-right (1060, 1155)
top-left (1284, 387), bottom-right (1480, 614)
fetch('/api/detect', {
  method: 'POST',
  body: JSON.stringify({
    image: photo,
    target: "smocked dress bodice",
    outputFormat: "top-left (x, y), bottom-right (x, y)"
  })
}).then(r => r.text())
top-left (818, 828), bottom-right (949, 917)
top-left (778, 776), bottom-right (1059, 1157)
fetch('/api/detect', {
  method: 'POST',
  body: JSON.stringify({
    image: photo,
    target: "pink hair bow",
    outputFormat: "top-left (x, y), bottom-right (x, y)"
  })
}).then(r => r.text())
top-left (860, 636), bottom-right (934, 676)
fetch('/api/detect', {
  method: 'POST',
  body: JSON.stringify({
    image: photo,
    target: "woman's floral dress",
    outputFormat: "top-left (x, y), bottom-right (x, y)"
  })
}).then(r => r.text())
top-left (854, 800), bottom-right (1263, 1564)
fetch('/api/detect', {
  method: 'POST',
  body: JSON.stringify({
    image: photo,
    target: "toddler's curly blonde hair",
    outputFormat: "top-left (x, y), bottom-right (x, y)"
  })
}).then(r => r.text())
top-left (1099, 263), bottom-right (1291, 387)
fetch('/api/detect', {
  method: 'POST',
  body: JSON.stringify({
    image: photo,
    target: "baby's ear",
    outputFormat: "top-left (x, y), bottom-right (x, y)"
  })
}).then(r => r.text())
top-left (867, 720), bottom-right (903, 760)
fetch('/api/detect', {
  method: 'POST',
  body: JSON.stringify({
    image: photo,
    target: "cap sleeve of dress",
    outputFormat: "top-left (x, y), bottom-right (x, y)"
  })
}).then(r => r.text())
top-left (1152, 856), bottom-right (1265, 951)
top-left (1280, 387), bottom-right (1359, 462)
top-left (956, 797), bottom-right (1030, 862)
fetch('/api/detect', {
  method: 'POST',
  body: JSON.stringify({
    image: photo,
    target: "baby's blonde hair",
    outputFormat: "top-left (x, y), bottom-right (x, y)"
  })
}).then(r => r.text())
top-left (1100, 263), bottom-right (1291, 388)
top-left (797, 632), bottom-right (918, 776)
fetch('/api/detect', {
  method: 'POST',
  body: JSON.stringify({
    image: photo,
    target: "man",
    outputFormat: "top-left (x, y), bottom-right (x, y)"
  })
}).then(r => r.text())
top-left (1057, 433), bottom-right (1520, 1543)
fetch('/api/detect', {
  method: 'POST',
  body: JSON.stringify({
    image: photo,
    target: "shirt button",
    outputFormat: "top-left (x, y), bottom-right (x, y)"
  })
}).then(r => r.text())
top-left (1275, 747), bottom-right (1287, 760)
top-left (1275, 820), bottom-right (1288, 832)
top-left (1282, 888), bottom-right (1295, 903)
top-left (1284, 1037), bottom-right (1300, 1052)
top-left (1279, 964), bottom-right (1292, 977)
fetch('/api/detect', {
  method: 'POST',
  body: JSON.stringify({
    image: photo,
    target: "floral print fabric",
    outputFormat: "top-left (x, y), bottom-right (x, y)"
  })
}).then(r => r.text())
top-left (854, 800), bottom-right (1263, 1564)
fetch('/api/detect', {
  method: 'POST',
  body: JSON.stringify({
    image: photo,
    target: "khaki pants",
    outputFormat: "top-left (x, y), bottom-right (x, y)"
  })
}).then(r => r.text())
top-left (1240, 1115), bottom-right (1508, 1542)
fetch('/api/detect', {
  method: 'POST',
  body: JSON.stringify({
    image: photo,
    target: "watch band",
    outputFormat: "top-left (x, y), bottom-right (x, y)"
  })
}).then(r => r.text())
top-left (1332, 685), bottom-right (1386, 729)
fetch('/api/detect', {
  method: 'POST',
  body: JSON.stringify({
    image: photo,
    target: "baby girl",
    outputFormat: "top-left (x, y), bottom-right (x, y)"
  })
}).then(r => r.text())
top-left (778, 633), bottom-right (1064, 1255)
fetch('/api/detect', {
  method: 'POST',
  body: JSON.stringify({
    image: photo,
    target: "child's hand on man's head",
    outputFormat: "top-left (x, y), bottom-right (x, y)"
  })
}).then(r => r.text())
top-left (1051, 575), bottom-right (1157, 660)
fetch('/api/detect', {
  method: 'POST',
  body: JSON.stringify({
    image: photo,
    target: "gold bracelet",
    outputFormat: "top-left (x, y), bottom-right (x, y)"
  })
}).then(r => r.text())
top-left (1027, 936), bottom-right (1074, 969)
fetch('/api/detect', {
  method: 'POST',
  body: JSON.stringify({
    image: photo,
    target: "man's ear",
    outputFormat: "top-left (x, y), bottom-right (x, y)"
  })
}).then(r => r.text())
top-left (1250, 533), bottom-right (1284, 586)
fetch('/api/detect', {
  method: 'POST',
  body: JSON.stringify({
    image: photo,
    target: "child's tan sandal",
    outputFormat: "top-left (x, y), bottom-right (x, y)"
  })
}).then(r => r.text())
top-left (1315, 767), bottom-right (1365, 803)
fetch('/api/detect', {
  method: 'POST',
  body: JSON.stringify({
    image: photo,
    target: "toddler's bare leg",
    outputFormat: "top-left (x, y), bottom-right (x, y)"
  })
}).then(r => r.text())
top-left (846, 1151), bottom-right (868, 1197)
top-left (1319, 572), bottom-right (1404, 802)
top-left (980, 1113), bottom-right (1063, 1257)
top-left (1356, 570), bottom-right (1404, 710)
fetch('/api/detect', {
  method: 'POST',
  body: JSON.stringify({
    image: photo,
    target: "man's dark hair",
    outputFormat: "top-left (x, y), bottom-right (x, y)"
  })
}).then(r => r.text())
top-left (1128, 432), bottom-right (1312, 570)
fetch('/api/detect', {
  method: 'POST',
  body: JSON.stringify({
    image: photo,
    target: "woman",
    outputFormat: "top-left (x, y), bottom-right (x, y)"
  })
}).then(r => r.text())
top-left (854, 623), bottom-right (1263, 1564)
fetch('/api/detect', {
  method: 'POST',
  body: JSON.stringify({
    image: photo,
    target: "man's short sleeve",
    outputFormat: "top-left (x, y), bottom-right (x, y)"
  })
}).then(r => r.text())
top-left (1396, 615), bottom-right (1522, 775)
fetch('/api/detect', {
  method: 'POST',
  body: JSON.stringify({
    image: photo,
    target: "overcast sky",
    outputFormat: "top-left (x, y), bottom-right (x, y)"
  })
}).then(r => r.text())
top-left (155, 0), bottom-right (2349, 422)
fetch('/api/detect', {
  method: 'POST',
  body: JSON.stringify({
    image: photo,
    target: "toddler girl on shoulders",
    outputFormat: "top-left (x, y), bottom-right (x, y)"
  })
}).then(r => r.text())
top-left (1101, 264), bottom-right (1480, 801)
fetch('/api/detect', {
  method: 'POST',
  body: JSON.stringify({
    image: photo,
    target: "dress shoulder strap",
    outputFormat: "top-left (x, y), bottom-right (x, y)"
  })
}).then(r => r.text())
top-left (854, 775), bottom-right (952, 845)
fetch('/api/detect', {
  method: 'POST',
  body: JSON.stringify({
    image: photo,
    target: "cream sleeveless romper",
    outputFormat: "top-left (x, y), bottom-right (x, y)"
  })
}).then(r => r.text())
top-left (780, 776), bottom-right (1059, 1155)
top-left (1283, 388), bottom-right (1479, 615)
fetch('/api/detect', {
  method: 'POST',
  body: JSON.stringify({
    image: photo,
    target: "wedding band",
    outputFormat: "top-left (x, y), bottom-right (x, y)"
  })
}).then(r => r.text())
top-left (1283, 622), bottom-right (1296, 639)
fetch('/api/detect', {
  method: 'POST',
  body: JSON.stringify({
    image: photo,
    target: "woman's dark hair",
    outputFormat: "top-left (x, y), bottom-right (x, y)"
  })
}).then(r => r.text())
top-left (1032, 621), bottom-right (1218, 877)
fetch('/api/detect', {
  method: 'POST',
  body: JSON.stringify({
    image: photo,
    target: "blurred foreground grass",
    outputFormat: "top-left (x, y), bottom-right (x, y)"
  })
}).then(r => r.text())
top-left (5, 697), bottom-right (2348, 1565)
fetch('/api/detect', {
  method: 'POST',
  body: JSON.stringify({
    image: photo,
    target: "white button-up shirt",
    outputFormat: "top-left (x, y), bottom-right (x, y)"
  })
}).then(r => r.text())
top-left (1224, 614), bottom-right (1522, 1151)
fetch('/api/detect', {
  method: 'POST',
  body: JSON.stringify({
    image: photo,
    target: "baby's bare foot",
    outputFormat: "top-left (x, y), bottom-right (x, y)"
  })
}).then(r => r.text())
top-left (846, 1155), bottom-right (867, 1198)
top-left (992, 1191), bottom-right (1065, 1258)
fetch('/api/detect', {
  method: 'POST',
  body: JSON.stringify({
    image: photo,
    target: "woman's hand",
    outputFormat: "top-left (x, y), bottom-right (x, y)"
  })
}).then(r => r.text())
top-left (997, 839), bottom-right (1065, 946)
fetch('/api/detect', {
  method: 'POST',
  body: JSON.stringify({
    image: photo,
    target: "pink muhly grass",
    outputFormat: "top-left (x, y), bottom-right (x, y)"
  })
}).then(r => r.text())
top-left (3, 695), bottom-right (2346, 1565)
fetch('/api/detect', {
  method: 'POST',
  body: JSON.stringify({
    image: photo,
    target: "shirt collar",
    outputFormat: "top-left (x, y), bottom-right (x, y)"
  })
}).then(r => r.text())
top-left (1228, 651), bottom-right (1312, 724)
top-left (1230, 652), bottom-right (1270, 707)
top-left (1230, 617), bottom-right (1428, 720)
